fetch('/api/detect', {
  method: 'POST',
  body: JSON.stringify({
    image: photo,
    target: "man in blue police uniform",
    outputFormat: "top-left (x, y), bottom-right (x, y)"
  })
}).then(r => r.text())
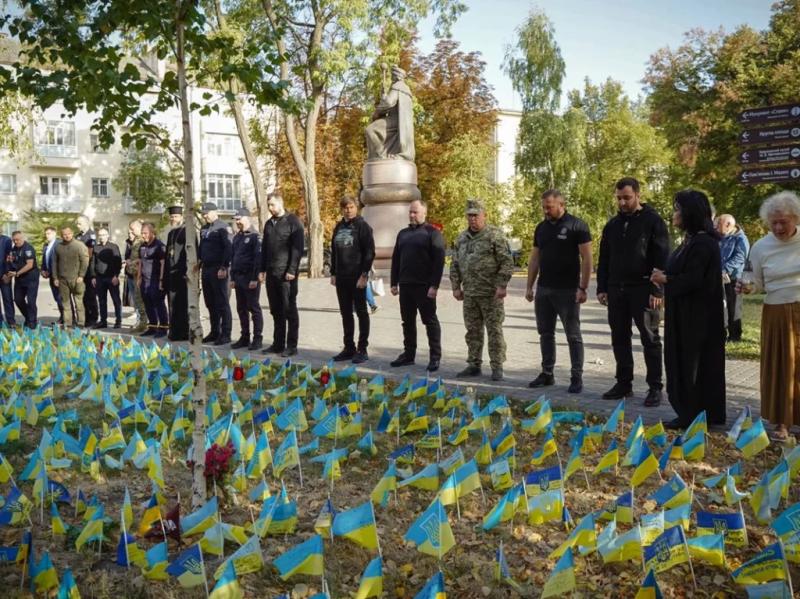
top-left (138, 222), bottom-right (168, 337)
top-left (165, 206), bottom-right (189, 341)
top-left (0, 231), bottom-right (15, 326)
top-left (230, 207), bottom-right (263, 350)
top-left (41, 226), bottom-right (65, 324)
top-left (90, 227), bottom-right (123, 329)
top-left (6, 231), bottom-right (39, 328)
top-left (199, 202), bottom-right (232, 345)
top-left (76, 215), bottom-right (99, 327)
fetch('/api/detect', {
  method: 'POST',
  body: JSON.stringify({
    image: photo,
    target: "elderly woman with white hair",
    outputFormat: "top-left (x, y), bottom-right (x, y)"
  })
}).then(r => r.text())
top-left (741, 191), bottom-right (800, 440)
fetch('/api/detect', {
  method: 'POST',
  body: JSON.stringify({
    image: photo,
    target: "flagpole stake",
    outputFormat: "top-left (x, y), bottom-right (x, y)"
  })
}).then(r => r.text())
top-left (369, 501), bottom-right (383, 559)
top-left (200, 545), bottom-right (211, 599)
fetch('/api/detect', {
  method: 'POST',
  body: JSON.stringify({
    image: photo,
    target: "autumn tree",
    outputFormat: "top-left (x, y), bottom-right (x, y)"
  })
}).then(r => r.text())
top-left (114, 144), bottom-right (184, 213)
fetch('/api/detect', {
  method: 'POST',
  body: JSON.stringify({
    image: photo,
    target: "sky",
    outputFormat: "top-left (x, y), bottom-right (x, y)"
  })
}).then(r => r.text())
top-left (418, 0), bottom-right (773, 110)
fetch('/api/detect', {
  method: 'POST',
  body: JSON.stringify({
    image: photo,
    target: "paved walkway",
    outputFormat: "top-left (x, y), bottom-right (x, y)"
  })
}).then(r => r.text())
top-left (36, 273), bottom-right (760, 425)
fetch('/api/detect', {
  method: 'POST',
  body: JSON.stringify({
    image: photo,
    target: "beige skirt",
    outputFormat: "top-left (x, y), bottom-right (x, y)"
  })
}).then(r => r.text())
top-left (761, 302), bottom-right (800, 427)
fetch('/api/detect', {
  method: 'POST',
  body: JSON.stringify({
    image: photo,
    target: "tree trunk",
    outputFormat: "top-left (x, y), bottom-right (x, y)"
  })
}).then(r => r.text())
top-left (176, 1), bottom-right (207, 510)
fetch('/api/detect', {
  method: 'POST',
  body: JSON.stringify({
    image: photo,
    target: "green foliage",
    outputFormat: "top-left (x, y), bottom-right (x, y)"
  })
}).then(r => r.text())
top-left (113, 145), bottom-right (183, 213)
top-left (20, 210), bottom-right (79, 250)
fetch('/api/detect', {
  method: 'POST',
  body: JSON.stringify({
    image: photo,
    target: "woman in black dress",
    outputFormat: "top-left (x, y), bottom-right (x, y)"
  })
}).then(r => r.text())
top-left (650, 190), bottom-right (726, 429)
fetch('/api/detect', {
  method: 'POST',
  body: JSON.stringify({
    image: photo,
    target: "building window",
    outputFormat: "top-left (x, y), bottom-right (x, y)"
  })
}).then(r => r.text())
top-left (206, 134), bottom-right (237, 157)
top-left (39, 176), bottom-right (71, 196)
top-left (1, 221), bottom-right (19, 237)
top-left (0, 174), bottom-right (16, 194)
top-left (91, 178), bottom-right (109, 198)
top-left (205, 173), bottom-right (242, 211)
top-left (38, 121), bottom-right (76, 147)
top-left (89, 133), bottom-right (108, 154)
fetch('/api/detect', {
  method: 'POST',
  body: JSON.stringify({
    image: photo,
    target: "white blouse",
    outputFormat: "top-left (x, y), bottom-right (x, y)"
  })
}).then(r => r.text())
top-left (749, 225), bottom-right (800, 305)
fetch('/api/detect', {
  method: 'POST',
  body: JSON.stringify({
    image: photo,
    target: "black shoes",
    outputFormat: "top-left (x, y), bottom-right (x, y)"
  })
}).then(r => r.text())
top-left (92, 322), bottom-right (107, 329)
top-left (568, 376), bottom-right (583, 394)
top-left (332, 348), bottom-right (356, 362)
top-left (528, 372), bottom-right (555, 388)
top-left (202, 333), bottom-right (217, 343)
top-left (215, 336), bottom-right (231, 346)
top-left (457, 365), bottom-right (481, 378)
top-left (644, 388), bottom-right (663, 407)
top-left (491, 368), bottom-right (503, 381)
top-left (141, 328), bottom-right (156, 337)
top-left (390, 353), bottom-right (415, 367)
top-left (426, 360), bottom-right (439, 373)
top-left (602, 383), bottom-right (633, 400)
top-left (281, 347), bottom-right (298, 357)
top-left (665, 418), bottom-right (688, 430)
top-left (248, 336), bottom-right (262, 351)
top-left (113, 321), bottom-right (122, 329)
top-left (154, 329), bottom-right (167, 338)
top-left (352, 350), bottom-right (369, 364)
top-left (231, 337), bottom-right (250, 349)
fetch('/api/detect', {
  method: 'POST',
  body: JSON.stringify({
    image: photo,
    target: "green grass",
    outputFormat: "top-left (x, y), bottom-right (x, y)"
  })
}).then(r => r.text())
top-left (725, 293), bottom-right (764, 361)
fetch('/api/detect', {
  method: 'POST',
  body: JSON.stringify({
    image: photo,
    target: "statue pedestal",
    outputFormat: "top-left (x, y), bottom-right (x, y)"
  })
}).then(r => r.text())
top-left (361, 159), bottom-right (421, 271)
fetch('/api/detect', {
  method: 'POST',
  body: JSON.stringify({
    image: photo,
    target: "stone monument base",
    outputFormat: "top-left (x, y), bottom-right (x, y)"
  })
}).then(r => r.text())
top-left (360, 158), bottom-right (420, 271)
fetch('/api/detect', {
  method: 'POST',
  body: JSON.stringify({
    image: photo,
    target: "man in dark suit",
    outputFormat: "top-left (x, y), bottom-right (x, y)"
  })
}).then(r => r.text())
top-left (165, 206), bottom-right (189, 341)
top-left (41, 226), bottom-right (65, 324)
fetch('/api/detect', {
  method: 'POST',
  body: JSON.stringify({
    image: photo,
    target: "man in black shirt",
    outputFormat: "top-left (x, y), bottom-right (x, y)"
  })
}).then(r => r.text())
top-left (525, 189), bottom-right (592, 393)
top-left (165, 206), bottom-right (189, 341)
top-left (231, 208), bottom-right (263, 351)
top-left (139, 222), bottom-right (168, 337)
top-left (76, 215), bottom-right (99, 327)
top-left (258, 193), bottom-right (304, 357)
top-left (389, 199), bottom-right (446, 372)
top-left (330, 196), bottom-right (375, 364)
top-left (597, 177), bottom-right (669, 406)
top-left (90, 227), bottom-right (123, 329)
top-left (199, 203), bottom-right (233, 345)
top-left (6, 231), bottom-right (39, 328)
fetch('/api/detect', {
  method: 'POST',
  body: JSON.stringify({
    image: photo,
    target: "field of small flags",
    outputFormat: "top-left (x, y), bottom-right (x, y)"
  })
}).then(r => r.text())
top-left (0, 326), bottom-right (798, 598)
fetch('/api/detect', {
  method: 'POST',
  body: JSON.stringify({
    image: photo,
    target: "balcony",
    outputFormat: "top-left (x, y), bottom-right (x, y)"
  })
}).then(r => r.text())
top-left (34, 193), bottom-right (83, 213)
top-left (31, 144), bottom-right (81, 169)
top-left (210, 198), bottom-right (244, 214)
top-left (123, 196), bottom-right (165, 215)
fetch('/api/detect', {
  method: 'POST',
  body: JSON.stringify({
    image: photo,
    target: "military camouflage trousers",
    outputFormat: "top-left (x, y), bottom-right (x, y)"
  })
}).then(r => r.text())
top-left (462, 294), bottom-right (506, 369)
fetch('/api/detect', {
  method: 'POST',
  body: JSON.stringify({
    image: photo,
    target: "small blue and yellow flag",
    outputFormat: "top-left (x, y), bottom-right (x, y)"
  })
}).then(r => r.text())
top-left (166, 544), bottom-right (205, 587)
top-left (180, 496), bottom-right (218, 536)
top-left (399, 464), bottom-right (440, 491)
top-left (598, 490), bottom-right (633, 524)
top-left (542, 547), bottom-right (576, 598)
top-left (57, 567), bottom-right (80, 599)
top-left (273, 534), bottom-right (324, 580)
top-left (75, 505), bottom-right (104, 551)
top-left (631, 441), bottom-right (660, 487)
top-left (355, 556), bottom-right (383, 599)
top-left (273, 431), bottom-right (300, 478)
top-left (32, 551), bottom-right (59, 594)
top-left (685, 411), bottom-right (707, 439)
top-left (404, 499), bottom-right (455, 557)
top-left (371, 462), bottom-right (397, 507)
top-left (682, 430), bottom-right (705, 462)
top-left (732, 542), bottom-right (787, 585)
top-left (649, 473), bottom-right (690, 509)
top-left (530, 429), bottom-right (557, 466)
top-left (696, 510), bottom-right (747, 546)
top-left (332, 501), bottom-right (378, 550)
top-left (736, 418), bottom-right (769, 459)
top-left (593, 439), bottom-right (619, 475)
top-left (526, 489), bottom-right (563, 525)
top-left (687, 533), bottom-right (725, 567)
top-left (603, 400), bottom-right (625, 434)
top-left (643, 526), bottom-right (688, 573)
top-left (598, 524), bottom-right (642, 563)
top-left (742, 581), bottom-right (792, 598)
top-left (51, 503), bottom-right (68, 536)
top-left (414, 571), bottom-right (446, 599)
top-left (214, 535), bottom-right (263, 579)
top-left (482, 484), bottom-right (524, 531)
top-left (634, 569), bottom-right (663, 599)
top-left (439, 459), bottom-right (480, 505)
top-left (209, 559), bottom-right (242, 599)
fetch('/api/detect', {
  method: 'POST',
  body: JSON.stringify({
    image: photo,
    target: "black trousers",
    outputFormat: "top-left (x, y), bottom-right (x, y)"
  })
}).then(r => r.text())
top-left (607, 285), bottom-right (663, 390)
top-left (723, 280), bottom-right (743, 341)
top-left (13, 275), bottom-right (38, 328)
top-left (96, 276), bottom-right (122, 324)
top-left (335, 276), bottom-right (369, 351)
top-left (233, 274), bottom-right (263, 339)
top-left (0, 280), bottom-right (15, 325)
top-left (141, 280), bottom-right (168, 328)
top-left (48, 277), bottom-right (64, 322)
top-left (202, 268), bottom-right (231, 338)
top-left (265, 274), bottom-right (298, 350)
top-left (167, 276), bottom-right (189, 341)
top-left (399, 284), bottom-right (441, 361)
top-left (83, 270), bottom-right (98, 325)
top-left (534, 286), bottom-right (583, 378)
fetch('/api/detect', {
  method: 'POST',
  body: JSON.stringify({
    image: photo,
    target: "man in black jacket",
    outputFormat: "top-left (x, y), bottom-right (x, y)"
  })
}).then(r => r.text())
top-left (90, 228), bottom-right (122, 329)
top-left (231, 208), bottom-right (263, 351)
top-left (390, 199), bottom-right (446, 372)
top-left (165, 206), bottom-right (189, 341)
top-left (330, 196), bottom-right (375, 364)
top-left (200, 203), bottom-right (233, 345)
top-left (596, 177), bottom-right (670, 406)
top-left (259, 192), bottom-right (304, 357)
top-left (6, 231), bottom-right (39, 328)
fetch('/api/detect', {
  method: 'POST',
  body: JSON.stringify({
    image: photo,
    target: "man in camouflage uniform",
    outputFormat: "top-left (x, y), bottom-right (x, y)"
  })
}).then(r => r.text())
top-left (123, 219), bottom-right (148, 333)
top-left (450, 199), bottom-right (514, 381)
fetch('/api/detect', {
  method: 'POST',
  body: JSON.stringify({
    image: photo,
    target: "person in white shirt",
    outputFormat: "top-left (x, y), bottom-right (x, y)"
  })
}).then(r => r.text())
top-left (741, 191), bottom-right (800, 440)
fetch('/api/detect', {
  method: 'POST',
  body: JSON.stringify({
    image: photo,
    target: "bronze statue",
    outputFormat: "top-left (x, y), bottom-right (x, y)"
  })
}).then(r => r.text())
top-left (365, 65), bottom-right (415, 162)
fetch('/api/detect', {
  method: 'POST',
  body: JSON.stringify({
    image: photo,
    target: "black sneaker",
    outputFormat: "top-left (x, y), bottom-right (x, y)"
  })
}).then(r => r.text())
top-left (248, 336), bottom-right (263, 351)
top-left (457, 365), bottom-right (481, 377)
top-left (332, 348), bottom-right (356, 361)
top-left (231, 337), bottom-right (250, 349)
top-left (601, 383), bottom-right (633, 400)
top-left (390, 353), bottom-right (415, 367)
top-left (352, 350), bottom-right (369, 364)
top-left (281, 347), bottom-right (298, 357)
top-left (644, 388), bottom-right (663, 407)
top-left (426, 359), bottom-right (440, 373)
top-left (215, 336), bottom-right (231, 346)
top-left (528, 372), bottom-right (555, 388)
top-left (113, 321), bottom-right (122, 329)
top-left (92, 322), bottom-right (107, 329)
top-left (141, 328), bottom-right (156, 337)
top-left (202, 333), bottom-right (218, 343)
top-left (568, 377), bottom-right (583, 394)
top-left (263, 344), bottom-right (283, 354)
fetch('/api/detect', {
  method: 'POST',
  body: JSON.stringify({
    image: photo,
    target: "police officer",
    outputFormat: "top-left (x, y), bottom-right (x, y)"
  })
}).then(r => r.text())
top-left (138, 222), bottom-right (168, 337)
top-left (123, 219), bottom-right (148, 333)
top-left (41, 226), bottom-right (65, 324)
top-left (199, 202), bottom-right (232, 345)
top-left (90, 228), bottom-right (123, 329)
top-left (0, 231), bottom-right (15, 326)
top-left (230, 208), bottom-right (263, 350)
top-left (76, 214), bottom-right (99, 327)
top-left (165, 206), bottom-right (189, 341)
top-left (450, 199), bottom-right (514, 381)
top-left (6, 231), bottom-right (39, 328)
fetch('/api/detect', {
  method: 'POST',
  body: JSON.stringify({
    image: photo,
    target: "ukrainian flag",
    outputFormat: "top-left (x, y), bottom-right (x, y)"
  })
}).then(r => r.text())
top-left (273, 430), bottom-right (300, 478)
top-left (181, 496), bottom-right (218, 536)
top-left (631, 441), bottom-right (660, 487)
top-left (634, 569), bottom-right (663, 599)
top-left (726, 406), bottom-right (751, 444)
top-left (482, 484), bottom-right (524, 531)
top-left (549, 512), bottom-right (596, 558)
top-left (474, 430), bottom-right (493, 466)
top-left (439, 449), bottom-right (465, 475)
top-left (645, 420), bottom-right (668, 448)
top-left (246, 433), bottom-right (273, 478)
top-left (275, 398), bottom-right (308, 432)
top-left (772, 502), bottom-right (800, 540)
top-left (742, 581), bottom-right (792, 598)
top-left (332, 501), bottom-right (379, 550)
top-left (525, 465), bottom-right (563, 495)
top-left (371, 462), bottom-right (397, 507)
top-left (599, 525), bottom-right (642, 563)
top-left (488, 458), bottom-right (513, 491)
top-left (58, 567), bottom-right (80, 599)
top-left (32, 551), bottom-right (59, 593)
top-left (491, 422), bottom-right (515, 455)
top-left (530, 429), bottom-right (557, 466)
top-left (736, 418), bottom-right (769, 459)
top-left (142, 541), bottom-right (169, 580)
top-left (521, 399), bottom-right (552, 435)
top-left (166, 544), bottom-right (206, 587)
top-left (593, 439), bottom-right (619, 475)
top-left (273, 534), bottom-right (324, 580)
top-left (732, 542), bottom-right (787, 584)
top-left (563, 445), bottom-right (583, 483)
top-left (603, 399), bottom-right (625, 434)
top-left (200, 522), bottom-right (225, 556)
top-left (682, 430), bottom-right (705, 461)
top-left (598, 490), bottom-right (633, 524)
top-left (209, 560), bottom-right (242, 599)
top-left (685, 410), bottom-right (707, 439)
top-left (651, 474), bottom-right (691, 509)
top-left (687, 533), bottom-right (725, 567)
top-left (640, 511), bottom-right (665, 545)
top-left (399, 464), bottom-right (440, 491)
top-left (664, 503), bottom-right (691, 532)
top-left (355, 556), bottom-right (383, 599)
top-left (51, 503), bottom-right (67, 536)
top-left (404, 499), bottom-right (455, 557)
top-left (403, 414), bottom-right (429, 435)
top-left (438, 460), bottom-right (480, 505)
top-left (75, 505), bottom-right (104, 550)
top-left (696, 510), bottom-right (747, 547)
top-left (116, 531), bottom-right (146, 567)
top-left (526, 489), bottom-right (563, 525)
top-left (414, 571), bottom-right (446, 599)
top-left (625, 416), bottom-right (645, 451)
top-left (214, 535), bottom-right (263, 579)
top-left (643, 526), bottom-right (688, 573)
top-left (541, 547), bottom-right (576, 598)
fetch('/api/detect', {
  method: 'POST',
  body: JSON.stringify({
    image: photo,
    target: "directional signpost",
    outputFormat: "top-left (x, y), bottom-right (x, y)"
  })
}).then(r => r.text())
top-left (738, 102), bottom-right (800, 185)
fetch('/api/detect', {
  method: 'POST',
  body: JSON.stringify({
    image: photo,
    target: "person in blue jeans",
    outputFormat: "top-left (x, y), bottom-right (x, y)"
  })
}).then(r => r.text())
top-left (0, 232), bottom-right (15, 326)
top-left (365, 270), bottom-right (379, 313)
